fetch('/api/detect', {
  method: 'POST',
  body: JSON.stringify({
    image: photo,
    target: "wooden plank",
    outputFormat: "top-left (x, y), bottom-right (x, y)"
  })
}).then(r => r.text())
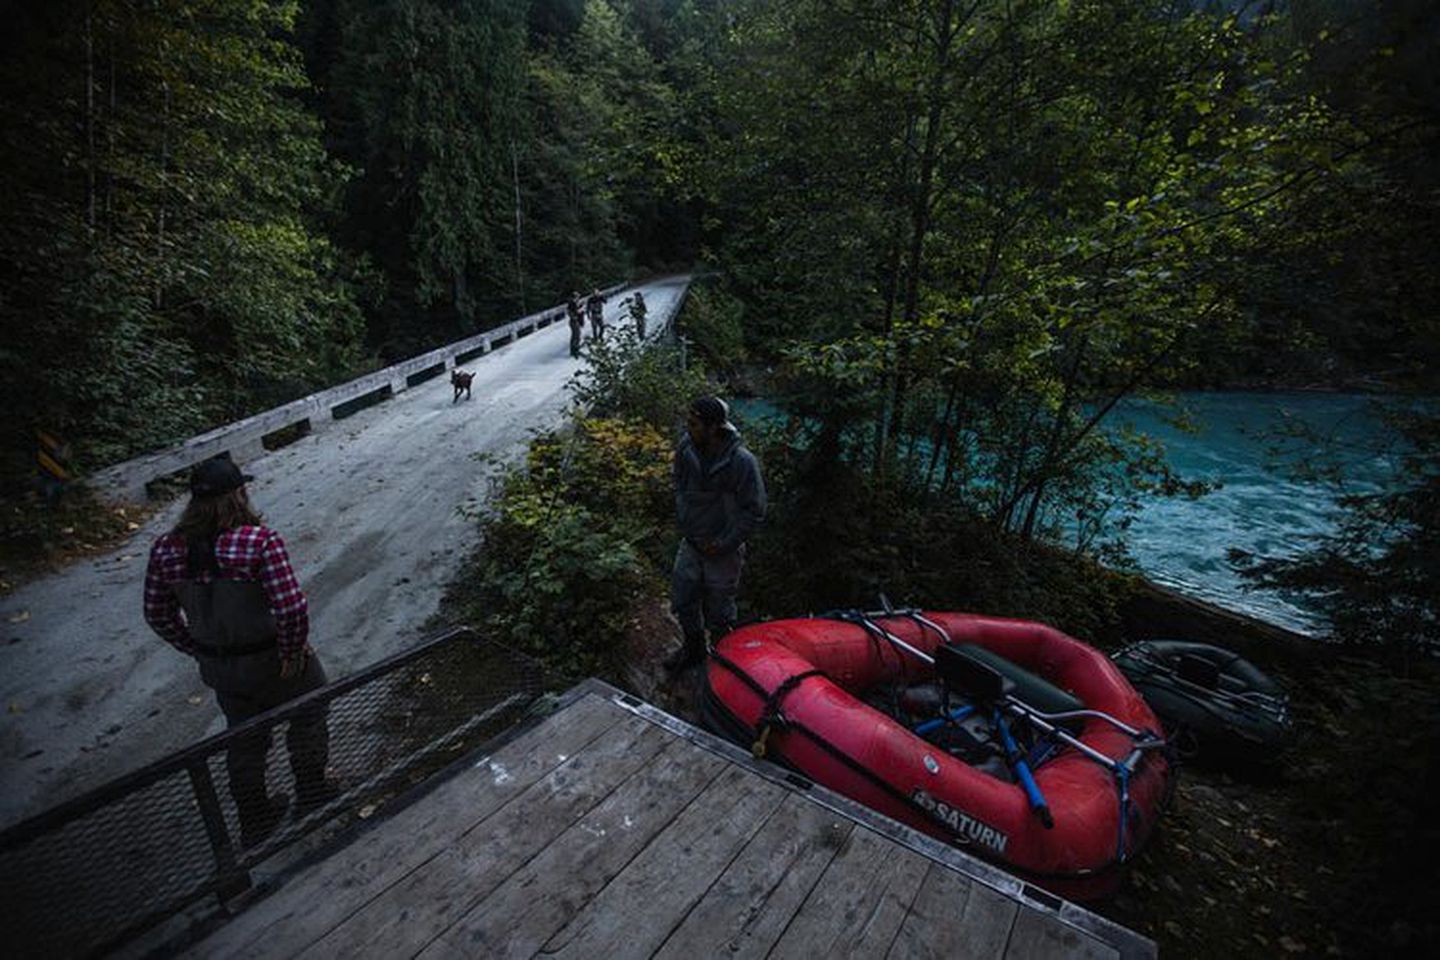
top-left (1004, 907), bottom-right (1120, 960)
top-left (416, 735), bottom-right (731, 960)
top-left (766, 824), bottom-right (933, 960)
top-left (190, 693), bottom-right (624, 960)
top-left (296, 715), bottom-right (674, 958)
top-left (887, 867), bottom-right (1018, 960)
top-left (651, 792), bottom-right (854, 960)
top-left (539, 764), bottom-right (791, 958)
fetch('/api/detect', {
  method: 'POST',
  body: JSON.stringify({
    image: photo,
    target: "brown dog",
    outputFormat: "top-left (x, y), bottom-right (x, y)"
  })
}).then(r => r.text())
top-left (451, 369), bottom-right (474, 402)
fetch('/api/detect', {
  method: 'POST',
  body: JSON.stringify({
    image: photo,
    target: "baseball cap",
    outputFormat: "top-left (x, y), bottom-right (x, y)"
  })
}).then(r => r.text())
top-left (189, 457), bottom-right (254, 496)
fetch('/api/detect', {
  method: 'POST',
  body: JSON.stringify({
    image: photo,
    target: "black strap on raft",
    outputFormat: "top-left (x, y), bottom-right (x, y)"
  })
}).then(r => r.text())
top-left (710, 650), bottom-right (938, 816)
top-left (751, 669), bottom-right (825, 759)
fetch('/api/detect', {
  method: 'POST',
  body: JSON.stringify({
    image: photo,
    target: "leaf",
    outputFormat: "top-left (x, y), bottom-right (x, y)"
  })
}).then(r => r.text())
top-left (6, 611), bottom-right (30, 624)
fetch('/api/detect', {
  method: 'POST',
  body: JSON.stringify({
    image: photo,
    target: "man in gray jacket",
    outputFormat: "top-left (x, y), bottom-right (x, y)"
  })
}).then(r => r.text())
top-left (666, 395), bottom-right (766, 672)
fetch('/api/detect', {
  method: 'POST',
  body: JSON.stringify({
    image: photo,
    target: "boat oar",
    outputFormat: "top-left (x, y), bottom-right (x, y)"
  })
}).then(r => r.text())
top-left (995, 711), bottom-right (1054, 829)
top-left (848, 614), bottom-right (1059, 828)
top-left (912, 703), bottom-right (975, 736)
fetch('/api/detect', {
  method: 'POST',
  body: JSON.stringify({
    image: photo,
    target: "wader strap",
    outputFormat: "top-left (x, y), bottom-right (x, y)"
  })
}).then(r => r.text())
top-left (171, 579), bottom-right (278, 655)
top-left (192, 638), bottom-right (279, 657)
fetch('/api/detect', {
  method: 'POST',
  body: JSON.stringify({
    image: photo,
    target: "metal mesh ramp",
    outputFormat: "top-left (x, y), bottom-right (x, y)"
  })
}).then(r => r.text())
top-left (0, 629), bottom-right (542, 958)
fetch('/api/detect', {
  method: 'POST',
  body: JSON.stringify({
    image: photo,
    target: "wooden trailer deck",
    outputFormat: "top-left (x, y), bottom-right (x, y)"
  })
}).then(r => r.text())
top-left (185, 680), bottom-right (1155, 959)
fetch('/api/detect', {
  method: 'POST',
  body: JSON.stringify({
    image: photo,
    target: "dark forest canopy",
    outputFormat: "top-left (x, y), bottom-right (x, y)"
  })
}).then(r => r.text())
top-left (1, 0), bottom-right (1435, 511)
top-left (0, 0), bottom-right (704, 480)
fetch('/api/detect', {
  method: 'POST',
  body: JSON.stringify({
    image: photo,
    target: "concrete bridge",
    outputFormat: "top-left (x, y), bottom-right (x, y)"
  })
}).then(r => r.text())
top-left (0, 276), bottom-right (691, 828)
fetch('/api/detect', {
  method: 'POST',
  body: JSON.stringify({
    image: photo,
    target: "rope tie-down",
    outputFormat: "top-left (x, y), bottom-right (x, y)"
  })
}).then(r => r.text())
top-left (751, 669), bottom-right (826, 760)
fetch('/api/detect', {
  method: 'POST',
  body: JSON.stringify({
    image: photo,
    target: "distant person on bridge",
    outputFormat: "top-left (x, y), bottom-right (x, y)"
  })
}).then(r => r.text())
top-left (587, 289), bottom-right (606, 339)
top-left (143, 457), bottom-right (335, 847)
top-left (666, 396), bottom-right (767, 673)
top-left (567, 292), bottom-right (585, 358)
top-left (629, 289), bottom-right (648, 339)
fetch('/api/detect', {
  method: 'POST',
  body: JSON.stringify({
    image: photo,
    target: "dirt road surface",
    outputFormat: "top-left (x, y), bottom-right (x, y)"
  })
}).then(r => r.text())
top-left (0, 276), bottom-right (690, 828)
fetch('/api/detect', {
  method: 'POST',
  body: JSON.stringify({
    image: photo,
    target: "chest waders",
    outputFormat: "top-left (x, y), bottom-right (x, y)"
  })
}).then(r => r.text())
top-left (172, 578), bottom-right (330, 846)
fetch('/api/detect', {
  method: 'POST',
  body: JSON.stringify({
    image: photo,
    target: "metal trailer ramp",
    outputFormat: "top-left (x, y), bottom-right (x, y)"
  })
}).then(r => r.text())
top-left (183, 679), bottom-right (1155, 959)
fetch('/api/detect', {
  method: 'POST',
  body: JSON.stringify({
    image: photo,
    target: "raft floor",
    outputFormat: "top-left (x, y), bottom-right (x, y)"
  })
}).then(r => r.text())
top-left (186, 679), bottom-right (1154, 959)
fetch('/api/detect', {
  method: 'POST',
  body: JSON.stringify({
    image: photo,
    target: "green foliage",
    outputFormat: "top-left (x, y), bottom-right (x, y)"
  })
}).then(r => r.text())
top-left (302, 0), bottom-right (698, 350)
top-left (683, 0), bottom-right (1427, 562)
top-left (456, 417), bottom-right (673, 680)
top-left (314, 0), bottom-right (529, 353)
top-left (567, 323), bottom-right (712, 435)
top-left (528, 0), bottom-right (587, 42)
top-left (677, 283), bottom-right (746, 372)
top-left (513, 26), bottom-right (634, 306)
top-left (0, 0), bottom-right (368, 490)
top-left (738, 415), bottom-right (1130, 642)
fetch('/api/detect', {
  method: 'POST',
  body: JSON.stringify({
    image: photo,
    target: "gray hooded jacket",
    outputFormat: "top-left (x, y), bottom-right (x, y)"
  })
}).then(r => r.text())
top-left (673, 425), bottom-right (766, 554)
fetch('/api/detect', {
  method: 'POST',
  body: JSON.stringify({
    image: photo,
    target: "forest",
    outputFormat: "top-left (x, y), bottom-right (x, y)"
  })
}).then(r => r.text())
top-left (1, 0), bottom-right (1434, 480)
top-left (2, 1), bottom-right (1438, 956)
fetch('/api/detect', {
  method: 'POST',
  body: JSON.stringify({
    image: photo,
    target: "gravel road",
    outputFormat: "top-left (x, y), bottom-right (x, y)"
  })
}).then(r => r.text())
top-left (0, 276), bottom-right (690, 828)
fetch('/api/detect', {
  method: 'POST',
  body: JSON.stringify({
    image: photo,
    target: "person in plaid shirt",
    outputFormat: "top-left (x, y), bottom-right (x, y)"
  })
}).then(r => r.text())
top-left (144, 457), bottom-right (335, 847)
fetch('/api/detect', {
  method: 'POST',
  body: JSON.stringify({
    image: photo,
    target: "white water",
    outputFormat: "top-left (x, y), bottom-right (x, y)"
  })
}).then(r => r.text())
top-left (1109, 392), bottom-right (1402, 635)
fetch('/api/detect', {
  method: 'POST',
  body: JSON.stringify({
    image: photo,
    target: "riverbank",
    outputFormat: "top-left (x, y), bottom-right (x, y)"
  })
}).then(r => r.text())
top-left (438, 463), bottom-right (1435, 960)
top-left (1102, 579), bottom-right (1437, 957)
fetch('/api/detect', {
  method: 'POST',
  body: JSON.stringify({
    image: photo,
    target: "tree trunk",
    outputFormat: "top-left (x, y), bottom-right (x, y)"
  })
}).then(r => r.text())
top-left (453, 267), bottom-right (468, 326)
top-left (1017, 333), bottom-right (1088, 540)
top-left (512, 141), bottom-right (524, 312)
top-left (105, 34), bottom-right (115, 236)
top-left (569, 176), bottom-right (578, 277)
top-left (878, 0), bottom-right (959, 480)
top-left (156, 75), bottom-right (170, 309)
top-left (84, 6), bottom-right (95, 232)
top-left (924, 376), bottom-right (958, 490)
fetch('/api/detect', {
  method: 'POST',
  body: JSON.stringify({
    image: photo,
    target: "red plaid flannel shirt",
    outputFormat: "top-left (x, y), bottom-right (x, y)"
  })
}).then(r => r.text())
top-left (143, 525), bottom-right (309, 660)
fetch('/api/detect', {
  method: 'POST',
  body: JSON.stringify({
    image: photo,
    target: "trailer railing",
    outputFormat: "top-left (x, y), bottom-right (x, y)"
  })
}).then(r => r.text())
top-left (0, 629), bottom-right (543, 959)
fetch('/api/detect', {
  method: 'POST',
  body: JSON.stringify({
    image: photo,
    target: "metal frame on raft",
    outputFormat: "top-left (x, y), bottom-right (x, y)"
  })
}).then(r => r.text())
top-left (795, 603), bottom-right (1170, 859)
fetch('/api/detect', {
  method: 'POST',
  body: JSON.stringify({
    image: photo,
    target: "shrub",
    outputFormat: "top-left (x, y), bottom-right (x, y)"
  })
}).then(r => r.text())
top-left (568, 328), bottom-right (712, 435)
top-left (457, 417), bottom-right (673, 681)
top-left (677, 284), bottom-right (747, 372)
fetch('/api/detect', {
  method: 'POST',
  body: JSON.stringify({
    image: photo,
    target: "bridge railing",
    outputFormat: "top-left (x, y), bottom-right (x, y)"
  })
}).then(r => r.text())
top-left (89, 280), bottom-right (642, 502)
top-left (0, 629), bottom-right (544, 959)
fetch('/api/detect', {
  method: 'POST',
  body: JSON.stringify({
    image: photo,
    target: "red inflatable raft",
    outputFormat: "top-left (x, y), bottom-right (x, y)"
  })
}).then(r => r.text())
top-left (703, 610), bottom-right (1173, 900)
